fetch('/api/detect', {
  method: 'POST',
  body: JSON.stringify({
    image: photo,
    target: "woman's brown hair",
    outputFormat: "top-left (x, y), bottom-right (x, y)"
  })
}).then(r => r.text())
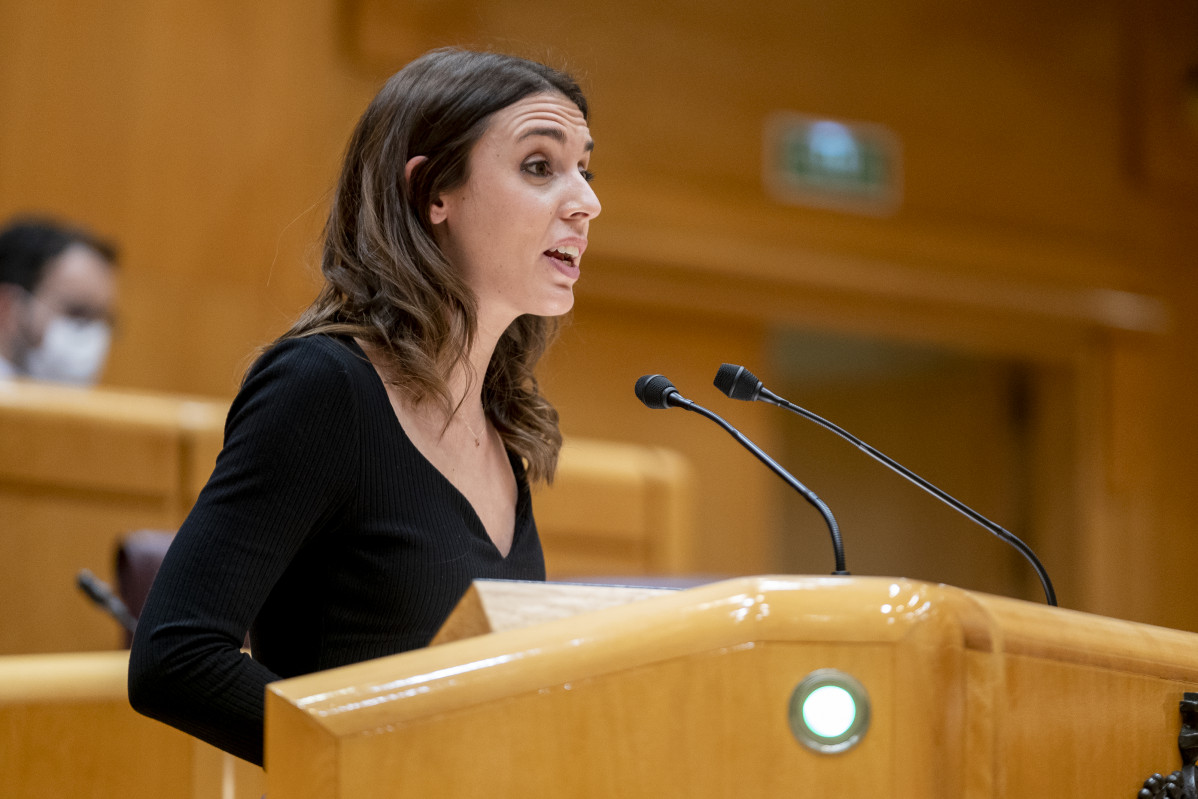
top-left (280, 48), bottom-right (589, 484)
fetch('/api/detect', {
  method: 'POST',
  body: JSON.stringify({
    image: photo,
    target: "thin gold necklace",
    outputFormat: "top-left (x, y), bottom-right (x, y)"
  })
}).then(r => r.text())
top-left (461, 416), bottom-right (483, 448)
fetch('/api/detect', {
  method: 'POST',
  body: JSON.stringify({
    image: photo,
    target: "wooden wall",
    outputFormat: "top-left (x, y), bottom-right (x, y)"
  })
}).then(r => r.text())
top-left (2, 0), bottom-right (1195, 629)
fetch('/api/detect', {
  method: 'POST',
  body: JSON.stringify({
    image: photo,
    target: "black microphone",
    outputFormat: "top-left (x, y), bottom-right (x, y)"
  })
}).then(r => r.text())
top-left (713, 363), bottom-right (1058, 606)
top-left (634, 374), bottom-right (848, 575)
top-left (77, 569), bottom-right (138, 634)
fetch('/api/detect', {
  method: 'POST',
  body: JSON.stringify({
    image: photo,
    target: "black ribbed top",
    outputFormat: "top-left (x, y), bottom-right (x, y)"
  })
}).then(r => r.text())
top-left (127, 335), bottom-right (545, 766)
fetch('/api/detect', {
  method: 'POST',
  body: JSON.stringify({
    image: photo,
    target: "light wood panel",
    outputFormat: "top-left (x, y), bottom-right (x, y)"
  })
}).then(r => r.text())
top-left (0, 0), bottom-right (373, 396)
top-left (0, 651), bottom-right (266, 799)
top-left (265, 575), bottom-right (1198, 797)
top-left (429, 580), bottom-right (672, 646)
top-left (533, 436), bottom-right (693, 578)
top-left (0, 381), bottom-right (225, 653)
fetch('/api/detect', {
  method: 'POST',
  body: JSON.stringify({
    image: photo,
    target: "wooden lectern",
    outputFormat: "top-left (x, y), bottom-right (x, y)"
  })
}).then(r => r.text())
top-left (265, 575), bottom-right (1198, 797)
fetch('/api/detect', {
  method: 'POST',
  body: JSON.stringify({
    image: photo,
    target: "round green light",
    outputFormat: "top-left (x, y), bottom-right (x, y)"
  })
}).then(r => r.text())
top-left (788, 669), bottom-right (870, 754)
top-left (802, 684), bottom-right (857, 738)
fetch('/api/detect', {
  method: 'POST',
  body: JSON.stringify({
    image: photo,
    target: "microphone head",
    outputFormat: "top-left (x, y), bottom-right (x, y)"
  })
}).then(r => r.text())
top-left (714, 363), bottom-right (762, 401)
top-left (76, 569), bottom-right (105, 603)
top-left (634, 374), bottom-right (678, 409)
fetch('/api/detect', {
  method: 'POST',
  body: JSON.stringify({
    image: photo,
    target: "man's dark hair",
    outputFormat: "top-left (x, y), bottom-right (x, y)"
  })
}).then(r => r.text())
top-left (0, 216), bottom-right (118, 292)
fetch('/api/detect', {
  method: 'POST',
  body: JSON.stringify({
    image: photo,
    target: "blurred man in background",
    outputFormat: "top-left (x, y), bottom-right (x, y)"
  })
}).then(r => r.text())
top-left (0, 216), bottom-right (118, 384)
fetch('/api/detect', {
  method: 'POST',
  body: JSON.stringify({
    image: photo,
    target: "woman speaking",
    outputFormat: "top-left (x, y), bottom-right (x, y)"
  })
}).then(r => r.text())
top-left (128, 47), bottom-right (600, 766)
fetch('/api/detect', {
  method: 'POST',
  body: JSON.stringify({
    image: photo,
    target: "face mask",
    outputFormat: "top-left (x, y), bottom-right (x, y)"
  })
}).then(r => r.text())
top-left (23, 315), bottom-right (112, 385)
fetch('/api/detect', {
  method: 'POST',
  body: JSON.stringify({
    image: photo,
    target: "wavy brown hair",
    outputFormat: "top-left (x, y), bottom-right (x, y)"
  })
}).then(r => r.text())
top-left (279, 48), bottom-right (588, 484)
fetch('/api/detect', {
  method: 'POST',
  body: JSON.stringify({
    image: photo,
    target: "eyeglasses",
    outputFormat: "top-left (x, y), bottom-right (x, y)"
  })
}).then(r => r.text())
top-left (19, 287), bottom-right (120, 335)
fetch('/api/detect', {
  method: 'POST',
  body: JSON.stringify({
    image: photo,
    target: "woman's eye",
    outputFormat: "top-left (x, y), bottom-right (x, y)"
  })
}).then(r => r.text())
top-left (522, 160), bottom-right (551, 178)
top-left (579, 168), bottom-right (596, 183)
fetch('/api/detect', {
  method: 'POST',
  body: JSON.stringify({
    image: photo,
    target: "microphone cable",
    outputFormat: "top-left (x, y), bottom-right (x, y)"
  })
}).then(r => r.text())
top-left (636, 373), bottom-right (849, 575)
top-left (714, 363), bottom-right (1057, 606)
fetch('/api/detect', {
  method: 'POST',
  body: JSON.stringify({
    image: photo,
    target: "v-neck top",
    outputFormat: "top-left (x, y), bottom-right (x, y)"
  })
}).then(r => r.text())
top-left (128, 334), bottom-right (545, 766)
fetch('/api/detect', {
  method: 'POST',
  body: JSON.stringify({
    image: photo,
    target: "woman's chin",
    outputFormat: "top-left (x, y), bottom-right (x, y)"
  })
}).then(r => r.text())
top-left (537, 286), bottom-right (575, 318)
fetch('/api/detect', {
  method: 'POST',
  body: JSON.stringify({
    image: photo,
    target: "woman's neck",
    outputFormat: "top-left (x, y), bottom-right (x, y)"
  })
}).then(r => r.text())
top-left (355, 306), bottom-right (511, 432)
top-left (456, 315), bottom-right (503, 399)
top-left (457, 309), bottom-right (518, 416)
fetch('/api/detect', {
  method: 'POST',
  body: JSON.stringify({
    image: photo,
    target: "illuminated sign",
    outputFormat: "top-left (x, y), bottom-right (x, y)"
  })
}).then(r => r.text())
top-left (764, 111), bottom-right (902, 216)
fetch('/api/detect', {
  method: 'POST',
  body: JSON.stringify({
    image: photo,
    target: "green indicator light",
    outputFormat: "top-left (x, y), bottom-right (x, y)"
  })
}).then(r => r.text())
top-left (788, 669), bottom-right (871, 754)
top-left (802, 685), bottom-right (857, 739)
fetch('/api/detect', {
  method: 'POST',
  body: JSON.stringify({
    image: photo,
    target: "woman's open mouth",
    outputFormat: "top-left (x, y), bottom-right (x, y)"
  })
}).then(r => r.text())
top-left (544, 246), bottom-right (580, 279)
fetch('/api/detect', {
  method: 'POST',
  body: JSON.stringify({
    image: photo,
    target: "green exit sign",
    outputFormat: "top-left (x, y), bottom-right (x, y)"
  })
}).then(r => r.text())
top-left (764, 112), bottom-right (902, 216)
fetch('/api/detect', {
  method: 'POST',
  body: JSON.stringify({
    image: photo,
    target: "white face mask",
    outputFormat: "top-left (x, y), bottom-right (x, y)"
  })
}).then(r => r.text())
top-left (23, 315), bottom-right (112, 385)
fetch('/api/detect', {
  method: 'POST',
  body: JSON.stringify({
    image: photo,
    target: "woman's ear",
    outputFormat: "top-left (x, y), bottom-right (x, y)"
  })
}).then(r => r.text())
top-left (427, 197), bottom-right (448, 225)
top-left (403, 155), bottom-right (427, 186)
top-left (404, 155), bottom-right (447, 225)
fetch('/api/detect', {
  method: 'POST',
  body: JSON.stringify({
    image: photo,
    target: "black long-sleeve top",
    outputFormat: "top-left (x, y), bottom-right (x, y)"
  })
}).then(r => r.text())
top-left (127, 335), bottom-right (545, 766)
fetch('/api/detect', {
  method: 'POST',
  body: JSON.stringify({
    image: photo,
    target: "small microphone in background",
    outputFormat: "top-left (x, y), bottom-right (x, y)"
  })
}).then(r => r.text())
top-left (77, 569), bottom-right (138, 634)
top-left (713, 363), bottom-right (1057, 606)
top-left (634, 373), bottom-right (849, 575)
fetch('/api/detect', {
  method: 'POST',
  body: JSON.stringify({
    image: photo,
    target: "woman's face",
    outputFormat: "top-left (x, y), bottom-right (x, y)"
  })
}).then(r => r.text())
top-left (428, 92), bottom-right (600, 334)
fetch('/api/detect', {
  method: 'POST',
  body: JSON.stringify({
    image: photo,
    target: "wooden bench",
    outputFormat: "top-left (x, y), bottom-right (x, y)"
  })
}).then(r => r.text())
top-left (0, 380), bottom-right (225, 654)
top-left (0, 650), bottom-right (265, 798)
top-left (0, 379), bottom-right (694, 654)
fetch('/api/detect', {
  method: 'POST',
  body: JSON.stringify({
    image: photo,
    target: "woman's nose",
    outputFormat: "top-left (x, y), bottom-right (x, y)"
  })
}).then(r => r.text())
top-left (564, 174), bottom-right (601, 220)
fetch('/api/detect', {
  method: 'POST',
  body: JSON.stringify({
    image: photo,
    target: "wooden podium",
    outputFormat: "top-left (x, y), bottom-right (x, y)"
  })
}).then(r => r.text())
top-left (265, 575), bottom-right (1198, 797)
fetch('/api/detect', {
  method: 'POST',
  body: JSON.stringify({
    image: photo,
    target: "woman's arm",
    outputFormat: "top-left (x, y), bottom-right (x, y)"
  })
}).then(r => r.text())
top-left (128, 336), bottom-right (360, 766)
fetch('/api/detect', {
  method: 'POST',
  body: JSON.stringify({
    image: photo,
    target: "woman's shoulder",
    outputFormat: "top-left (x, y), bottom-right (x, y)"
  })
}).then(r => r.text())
top-left (227, 334), bottom-right (375, 423)
top-left (246, 334), bottom-right (372, 386)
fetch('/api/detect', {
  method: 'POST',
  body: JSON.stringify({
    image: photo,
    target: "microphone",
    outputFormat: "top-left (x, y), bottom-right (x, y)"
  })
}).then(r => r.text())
top-left (713, 363), bottom-right (1058, 606)
top-left (77, 569), bottom-right (138, 634)
top-left (634, 374), bottom-right (848, 575)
